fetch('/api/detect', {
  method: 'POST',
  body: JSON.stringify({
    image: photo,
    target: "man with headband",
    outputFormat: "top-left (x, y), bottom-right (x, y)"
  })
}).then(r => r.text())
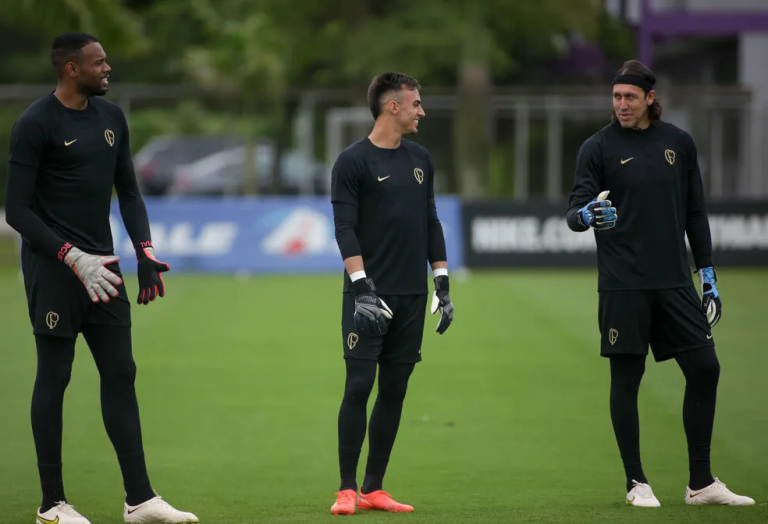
top-left (565, 60), bottom-right (755, 508)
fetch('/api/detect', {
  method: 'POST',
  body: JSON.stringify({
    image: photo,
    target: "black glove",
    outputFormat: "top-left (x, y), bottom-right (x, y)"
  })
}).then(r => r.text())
top-left (136, 243), bottom-right (170, 305)
top-left (353, 277), bottom-right (393, 336)
top-left (430, 275), bottom-right (454, 335)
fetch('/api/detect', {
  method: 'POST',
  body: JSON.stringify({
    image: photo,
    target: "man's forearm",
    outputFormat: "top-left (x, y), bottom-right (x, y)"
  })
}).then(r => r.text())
top-left (118, 196), bottom-right (152, 251)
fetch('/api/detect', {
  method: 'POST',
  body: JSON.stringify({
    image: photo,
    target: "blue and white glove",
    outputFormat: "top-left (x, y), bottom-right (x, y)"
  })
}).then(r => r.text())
top-left (697, 267), bottom-right (722, 328)
top-left (577, 190), bottom-right (617, 230)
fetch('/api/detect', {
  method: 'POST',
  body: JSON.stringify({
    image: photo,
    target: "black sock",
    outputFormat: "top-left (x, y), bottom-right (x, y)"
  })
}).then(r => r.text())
top-left (117, 452), bottom-right (154, 506)
top-left (362, 363), bottom-right (414, 495)
top-left (38, 463), bottom-right (66, 513)
top-left (31, 335), bottom-right (76, 513)
top-left (361, 473), bottom-right (383, 495)
top-left (676, 347), bottom-right (720, 491)
top-left (82, 326), bottom-right (154, 505)
top-left (338, 447), bottom-right (361, 492)
top-left (337, 359), bottom-right (377, 492)
top-left (609, 356), bottom-right (649, 493)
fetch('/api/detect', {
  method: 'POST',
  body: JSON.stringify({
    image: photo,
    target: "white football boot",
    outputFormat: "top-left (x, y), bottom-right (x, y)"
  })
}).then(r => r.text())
top-left (685, 478), bottom-right (755, 506)
top-left (123, 493), bottom-right (198, 523)
top-left (37, 502), bottom-right (92, 524)
top-left (626, 480), bottom-right (661, 507)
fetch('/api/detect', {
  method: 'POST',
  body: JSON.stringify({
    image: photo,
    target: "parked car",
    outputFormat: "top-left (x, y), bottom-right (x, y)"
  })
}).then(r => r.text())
top-left (167, 144), bottom-right (326, 196)
top-left (133, 136), bottom-right (245, 196)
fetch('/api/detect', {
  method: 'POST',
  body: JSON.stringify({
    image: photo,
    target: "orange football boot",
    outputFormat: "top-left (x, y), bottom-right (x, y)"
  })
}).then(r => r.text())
top-left (357, 490), bottom-right (414, 513)
top-left (331, 489), bottom-right (357, 515)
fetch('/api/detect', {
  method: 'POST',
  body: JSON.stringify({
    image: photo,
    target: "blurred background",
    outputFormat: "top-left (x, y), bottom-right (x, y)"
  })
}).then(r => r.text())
top-left (1, 1), bottom-right (768, 522)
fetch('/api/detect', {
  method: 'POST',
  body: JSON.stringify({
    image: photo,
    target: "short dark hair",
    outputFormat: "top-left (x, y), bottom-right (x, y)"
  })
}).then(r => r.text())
top-left (611, 59), bottom-right (662, 124)
top-left (367, 72), bottom-right (421, 120)
top-left (51, 32), bottom-right (99, 77)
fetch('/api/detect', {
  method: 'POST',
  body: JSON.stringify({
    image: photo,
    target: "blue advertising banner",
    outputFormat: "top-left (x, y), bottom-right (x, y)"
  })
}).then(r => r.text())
top-left (110, 196), bottom-right (464, 273)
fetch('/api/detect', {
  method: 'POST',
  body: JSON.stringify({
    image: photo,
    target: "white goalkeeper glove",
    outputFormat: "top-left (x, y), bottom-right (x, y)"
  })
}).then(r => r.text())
top-left (61, 245), bottom-right (122, 303)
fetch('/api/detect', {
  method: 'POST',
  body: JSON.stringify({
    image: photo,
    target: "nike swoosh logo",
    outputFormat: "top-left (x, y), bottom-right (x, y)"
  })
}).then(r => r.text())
top-left (621, 157), bottom-right (633, 164)
top-left (126, 505), bottom-right (144, 514)
top-left (706, 334), bottom-right (713, 339)
top-left (37, 515), bottom-right (59, 524)
top-left (377, 176), bottom-right (390, 182)
top-left (64, 139), bottom-right (77, 146)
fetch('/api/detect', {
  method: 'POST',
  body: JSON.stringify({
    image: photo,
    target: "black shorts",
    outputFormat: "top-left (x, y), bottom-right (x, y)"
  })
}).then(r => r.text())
top-left (341, 293), bottom-right (427, 364)
top-left (21, 244), bottom-right (131, 339)
top-left (599, 286), bottom-right (714, 362)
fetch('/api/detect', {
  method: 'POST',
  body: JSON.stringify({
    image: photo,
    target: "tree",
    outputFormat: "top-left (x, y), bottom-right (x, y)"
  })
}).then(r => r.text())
top-left (0, 0), bottom-right (149, 58)
top-left (162, 0), bottom-right (603, 196)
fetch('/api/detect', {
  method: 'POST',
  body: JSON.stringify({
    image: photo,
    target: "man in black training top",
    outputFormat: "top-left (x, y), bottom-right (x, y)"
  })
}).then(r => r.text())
top-left (328, 72), bottom-right (454, 515)
top-left (566, 59), bottom-right (754, 508)
top-left (5, 33), bottom-right (198, 524)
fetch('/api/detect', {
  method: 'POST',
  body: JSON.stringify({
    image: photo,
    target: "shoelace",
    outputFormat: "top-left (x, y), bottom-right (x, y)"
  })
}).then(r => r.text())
top-left (711, 478), bottom-right (728, 491)
top-left (149, 496), bottom-right (176, 509)
top-left (632, 482), bottom-right (654, 499)
top-left (53, 502), bottom-right (80, 516)
top-left (335, 491), bottom-right (356, 503)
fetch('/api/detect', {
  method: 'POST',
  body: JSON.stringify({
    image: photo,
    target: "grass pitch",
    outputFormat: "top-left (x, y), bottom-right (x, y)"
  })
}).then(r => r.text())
top-left (0, 268), bottom-right (766, 523)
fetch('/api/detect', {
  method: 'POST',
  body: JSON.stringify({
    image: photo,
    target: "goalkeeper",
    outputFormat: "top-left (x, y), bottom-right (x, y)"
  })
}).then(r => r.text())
top-left (4, 31), bottom-right (196, 523)
top-left (328, 72), bottom-right (453, 516)
top-left (565, 59), bottom-right (753, 508)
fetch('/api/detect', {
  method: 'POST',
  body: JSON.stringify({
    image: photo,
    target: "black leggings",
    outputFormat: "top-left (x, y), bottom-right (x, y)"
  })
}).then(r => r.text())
top-left (32, 325), bottom-right (154, 510)
top-left (337, 359), bottom-right (415, 493)
top-left (609, 347), bottom-right (720, 491)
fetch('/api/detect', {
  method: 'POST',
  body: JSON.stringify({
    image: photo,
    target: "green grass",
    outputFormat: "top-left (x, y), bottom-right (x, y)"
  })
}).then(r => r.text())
top-left (1, 268), bottom-right (767, 523)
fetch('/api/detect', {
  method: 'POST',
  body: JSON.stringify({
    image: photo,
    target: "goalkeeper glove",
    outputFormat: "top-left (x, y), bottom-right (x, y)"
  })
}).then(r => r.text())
top-left (136, 243), bottom-right (170, 305)
top-left (697, 266), bottom-right (721, 328)
top-left (577, 190), bottom-right (617, 230)
top-left (62, 244), bottom-right (122, 303)
top-left (353, 276), bottom-right (393, 336)
top-left (430, 274), bottom-right (454, 335)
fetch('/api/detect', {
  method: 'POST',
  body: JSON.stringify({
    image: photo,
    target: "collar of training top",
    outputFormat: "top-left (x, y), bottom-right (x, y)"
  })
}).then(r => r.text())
top-left (612, 74), bottom-right (654, 93)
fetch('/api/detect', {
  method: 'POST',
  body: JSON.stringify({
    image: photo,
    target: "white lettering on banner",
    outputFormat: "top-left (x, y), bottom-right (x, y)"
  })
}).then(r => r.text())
top-left (153, 222), bottom-right (239, 255)
top-left (683, 215), bottom-right (768, 251)
top-left (709, 215), bottom-right (768, 250)
top-left (471, 216), bottom-right (597, 253)
top-left (110, 215), bottom-right (239, 255)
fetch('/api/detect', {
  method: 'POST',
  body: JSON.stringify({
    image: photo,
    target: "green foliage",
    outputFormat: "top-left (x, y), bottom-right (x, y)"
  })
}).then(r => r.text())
top-left (127, 100), bottom-right (270, 153)
top-left (0, 0), bottom-right (150, 59)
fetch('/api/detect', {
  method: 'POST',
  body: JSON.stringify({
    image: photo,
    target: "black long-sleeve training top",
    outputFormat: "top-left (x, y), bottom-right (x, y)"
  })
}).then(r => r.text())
top-left (5, 93), bottom-right (151, 260)
top-left (566, 120), bottom-right (713, 291)
top-left (331, 137), bottom-right (447, 295)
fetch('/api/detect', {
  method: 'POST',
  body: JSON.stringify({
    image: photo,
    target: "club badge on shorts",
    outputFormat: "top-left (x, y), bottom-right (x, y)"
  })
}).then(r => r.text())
top-left (46, 311), bottom-right (59, 330)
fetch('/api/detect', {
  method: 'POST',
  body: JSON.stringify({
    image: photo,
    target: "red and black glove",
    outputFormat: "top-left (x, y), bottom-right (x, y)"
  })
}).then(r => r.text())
top-left (136, 242), bottom-right (170, 305)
